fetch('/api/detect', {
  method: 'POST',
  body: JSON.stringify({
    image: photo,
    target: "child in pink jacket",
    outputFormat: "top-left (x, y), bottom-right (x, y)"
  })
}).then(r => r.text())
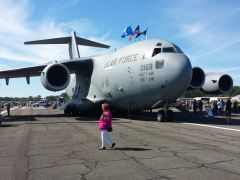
top-left (98, 103), bottom-right (115, 150)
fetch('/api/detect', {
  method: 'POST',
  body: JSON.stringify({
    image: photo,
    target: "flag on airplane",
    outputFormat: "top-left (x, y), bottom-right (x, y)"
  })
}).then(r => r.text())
top-left (133, 25), bottom-right (140, 35)
top-left (135, 27), bottom-right (148, 38)
top-left (121, 26), bottom-right (134, 38)
top-left (128, 36), bottom-right (133, 41)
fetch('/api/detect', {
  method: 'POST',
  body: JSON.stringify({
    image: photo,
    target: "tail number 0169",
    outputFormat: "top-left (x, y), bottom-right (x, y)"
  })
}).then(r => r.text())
top-left (140, 63), bottom-right (152, 71)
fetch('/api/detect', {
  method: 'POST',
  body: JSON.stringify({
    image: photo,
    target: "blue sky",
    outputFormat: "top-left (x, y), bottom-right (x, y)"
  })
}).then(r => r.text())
top-left (0, 0), bottom-right (240, 97)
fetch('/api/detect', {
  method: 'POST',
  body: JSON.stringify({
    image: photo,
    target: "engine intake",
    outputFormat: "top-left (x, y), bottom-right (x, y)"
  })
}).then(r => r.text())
top-left (202, 72), bottom-right (233, 94)
top-left (40, 63), bottom-right (70, 91)
top-left (188, 67), bottom-right (205, 89)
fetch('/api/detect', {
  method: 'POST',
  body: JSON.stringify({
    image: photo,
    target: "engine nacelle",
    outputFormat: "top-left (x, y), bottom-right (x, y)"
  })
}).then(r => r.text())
top-left (40, 63), bottom-right (70, 91)
top-left (202, 72), bottom-right (233, 94)
top-left (188, 67), bottom-right (205, 89)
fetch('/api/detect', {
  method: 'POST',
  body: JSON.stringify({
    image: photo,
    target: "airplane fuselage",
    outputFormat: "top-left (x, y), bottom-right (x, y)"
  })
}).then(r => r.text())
top-left (66, 39), bottom-right (192, 111)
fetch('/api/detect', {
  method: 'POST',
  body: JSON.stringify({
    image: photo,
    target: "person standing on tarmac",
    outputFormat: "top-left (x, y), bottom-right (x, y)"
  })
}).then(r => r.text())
top-left (233, 101), bottom-right (238, 113)
top-left (193, 99), bottom-right (198, 116)
top-left (213, 100), bottom-right (218, 116)
top-left (0, 102), bottom-right (2, 125)
top-left (217, 99), bottom-right (223, 116)
top-left (7, 103), bottom-right (11, 116)
top-left (225, 98), bottom-right (232, 124)
top-left (198, 100), bottom-right (203, 116)
top-left (98, 103), bottom-right (116, 150)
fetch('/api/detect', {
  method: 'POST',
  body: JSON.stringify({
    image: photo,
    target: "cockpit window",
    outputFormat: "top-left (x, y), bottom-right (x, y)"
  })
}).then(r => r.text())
top-left (156, 42), bottom-right (162, 46)
top-left (173, 44), bottom-right (183, 53)
top-left (162, 47), bottom-right (175, 53)
top-left (152, 48), bottom-right (161, 57)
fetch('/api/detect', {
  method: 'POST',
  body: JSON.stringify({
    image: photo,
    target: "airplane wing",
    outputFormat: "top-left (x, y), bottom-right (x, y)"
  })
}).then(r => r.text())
top-left (0, 58), bottom-right (92, 82)
top-left (0, 65), bottom-right (45, 79)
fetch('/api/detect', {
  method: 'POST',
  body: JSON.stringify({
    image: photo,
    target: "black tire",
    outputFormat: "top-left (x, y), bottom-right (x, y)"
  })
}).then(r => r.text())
top-left (166, 110), bottom-right (174, 121)
top-left (0, 115), bottom-right (2, 124)
top-left (64, 106), bottom-right (73, 117)
top-left (157, 110), bottom-right (165, 122)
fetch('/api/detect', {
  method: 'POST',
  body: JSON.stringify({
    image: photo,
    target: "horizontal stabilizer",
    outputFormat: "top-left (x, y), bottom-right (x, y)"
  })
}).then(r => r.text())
top-left (24, 31), bottom-right (110, 59)
top-left (24, 36), bottom-right (110, 48)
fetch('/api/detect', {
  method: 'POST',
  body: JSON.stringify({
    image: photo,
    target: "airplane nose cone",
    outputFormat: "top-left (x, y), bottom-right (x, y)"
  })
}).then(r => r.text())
top-left (164, 54), bottom-right (192, 97)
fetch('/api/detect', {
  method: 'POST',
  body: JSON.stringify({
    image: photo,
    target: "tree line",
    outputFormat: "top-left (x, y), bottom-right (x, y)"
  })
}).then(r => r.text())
top-left (181, 86), bottom-right (240, 98)
top-left (0, 93), bottom-right (69, 102)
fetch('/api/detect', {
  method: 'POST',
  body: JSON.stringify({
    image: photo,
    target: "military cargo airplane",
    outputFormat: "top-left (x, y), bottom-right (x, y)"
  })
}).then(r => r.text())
top-left (0, 31), bottom-right (233, 121)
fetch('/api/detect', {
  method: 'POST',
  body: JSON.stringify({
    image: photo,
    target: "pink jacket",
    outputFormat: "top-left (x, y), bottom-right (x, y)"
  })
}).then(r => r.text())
top-left (98, 110), bottom-right (112, 130)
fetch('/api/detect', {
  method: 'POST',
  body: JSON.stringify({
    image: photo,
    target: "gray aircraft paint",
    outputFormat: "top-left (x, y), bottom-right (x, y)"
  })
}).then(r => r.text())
top-left (65, 39), bottom-right (192, 111)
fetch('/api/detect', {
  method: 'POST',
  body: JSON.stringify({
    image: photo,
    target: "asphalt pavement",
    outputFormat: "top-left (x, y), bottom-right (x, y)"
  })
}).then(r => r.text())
top-left (1, 107), bottom-right (240, 180)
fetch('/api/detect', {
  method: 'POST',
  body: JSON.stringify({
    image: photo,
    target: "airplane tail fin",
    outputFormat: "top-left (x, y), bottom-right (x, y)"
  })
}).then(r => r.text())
top-left (24, 31), bottom-right (110, 59)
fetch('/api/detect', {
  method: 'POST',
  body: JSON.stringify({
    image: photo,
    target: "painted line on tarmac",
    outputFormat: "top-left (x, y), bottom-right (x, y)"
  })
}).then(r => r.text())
top-left (0, 106), bottom-right (19, 115)
top-left (183, 123), bottom-right (240, 132)
top-left (20, 107), bottom-right (29, 110)
top-left (32, 106), bottom-right (47, 109)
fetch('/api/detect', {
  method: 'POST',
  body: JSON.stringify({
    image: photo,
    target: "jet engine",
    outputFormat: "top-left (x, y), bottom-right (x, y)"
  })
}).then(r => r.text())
top-left (188, 67), bottom-right (205, 89)
top-left (202, 72), bottom-right (233, 94)
top-left (40, 63), bottom-right (70, 91)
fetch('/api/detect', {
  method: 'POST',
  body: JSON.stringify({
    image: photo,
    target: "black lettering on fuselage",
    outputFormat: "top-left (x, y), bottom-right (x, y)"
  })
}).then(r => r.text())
top-left (104, 53), bottom-right (139, 68)
top-left (140, 63), bottom-right (153, 71)
top-left (118, 53), bottom-right (138, 64)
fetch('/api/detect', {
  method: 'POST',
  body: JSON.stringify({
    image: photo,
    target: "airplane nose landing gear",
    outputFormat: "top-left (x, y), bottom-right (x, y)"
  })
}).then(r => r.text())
top-left (64, 106), bottom-right (73, 116)
top-left (157, 110), bottom-right (165, 122)
top-left (64, 105), bottom-right (78, 117)
top-left (157, 108), bottom-right (174, 122)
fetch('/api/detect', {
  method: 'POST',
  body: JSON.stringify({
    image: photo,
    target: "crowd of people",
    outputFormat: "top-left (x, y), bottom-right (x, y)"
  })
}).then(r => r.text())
top-left (183, 98), bottom-right (239, 124)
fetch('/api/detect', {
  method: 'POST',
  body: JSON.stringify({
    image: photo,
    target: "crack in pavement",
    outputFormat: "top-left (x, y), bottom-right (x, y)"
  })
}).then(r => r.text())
top-left (6, 109), bottom-right (240, 180)
top-left (63, 120), bottom-right (170, 179)
top-left (114, 122), bottom-right (240, 178)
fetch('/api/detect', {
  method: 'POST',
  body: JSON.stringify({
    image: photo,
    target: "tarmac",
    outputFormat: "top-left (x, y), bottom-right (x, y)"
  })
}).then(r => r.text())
top-left (1, 107), bottom-right (240, 180)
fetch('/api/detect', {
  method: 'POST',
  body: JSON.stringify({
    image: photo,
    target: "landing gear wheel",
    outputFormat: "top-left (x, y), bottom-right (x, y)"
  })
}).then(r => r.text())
top-left (166, 110), bottom-right (174, 122)
top-left (157, 110), bottom-right (165, 122)
top-left (64, 106), bottom-right (73, 117)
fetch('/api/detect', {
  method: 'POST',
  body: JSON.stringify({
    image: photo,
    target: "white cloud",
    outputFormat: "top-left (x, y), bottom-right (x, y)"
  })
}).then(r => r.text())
top-left (182, 23), bottom-right (204, 37)
top-left (199, 37), bottom-right (240, 58)
top-left (166, 1), bottom-right (240, 58)
top-left (0, 48), bottom-right (36, 63)
top-left (0, 0), bottom-right (114, 66)
top-left (0, 0), bottom-right (30, 36)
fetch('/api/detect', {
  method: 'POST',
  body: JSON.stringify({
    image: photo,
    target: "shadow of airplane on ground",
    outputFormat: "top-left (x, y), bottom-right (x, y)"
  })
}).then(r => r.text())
top-left (1, 114), bottom-right (63, 122)
top-left (1, 108), bottom-right (240, 127)
top-left (113, 110), bottom-right (240, 126)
